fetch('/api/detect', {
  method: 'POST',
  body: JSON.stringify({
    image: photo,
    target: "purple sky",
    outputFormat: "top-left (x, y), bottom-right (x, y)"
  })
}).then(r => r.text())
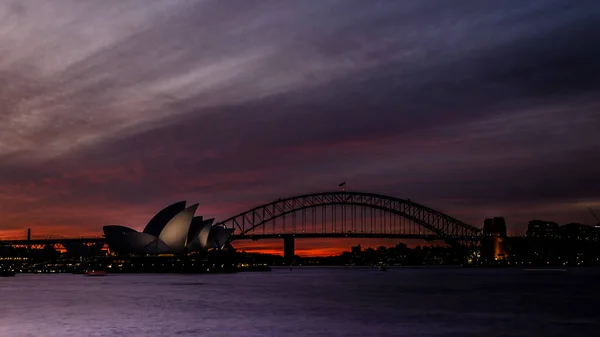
top-left (1, 1), bottom-right (599, 248)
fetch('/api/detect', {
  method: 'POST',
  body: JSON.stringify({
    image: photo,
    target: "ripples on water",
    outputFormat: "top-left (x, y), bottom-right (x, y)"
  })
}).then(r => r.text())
top-left (1, 267), bottom-right (599, 336)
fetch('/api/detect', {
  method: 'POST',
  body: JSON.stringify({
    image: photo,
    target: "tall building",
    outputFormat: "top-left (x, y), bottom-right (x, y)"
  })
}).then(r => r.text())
top-left (483, 217), bottom-right (507, 237)
top-left (482, 217), bottom-right (507, 262)
top-left (527, 220), bottom-right (559, 238)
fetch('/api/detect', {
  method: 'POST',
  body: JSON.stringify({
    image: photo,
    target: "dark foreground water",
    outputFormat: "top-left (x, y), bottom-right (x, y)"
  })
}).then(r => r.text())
top-left (1, 267), bottom-right (599, 337)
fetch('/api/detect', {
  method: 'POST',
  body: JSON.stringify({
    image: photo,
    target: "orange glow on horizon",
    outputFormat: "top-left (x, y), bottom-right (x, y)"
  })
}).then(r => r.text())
top-left (0, 229), bottom-right (103, 240)
top-left (0, 230), bottom-right (439, 257)
top-left (238, 247), bottom-right (348, 257)
top-left (232, 238), bottom-right (434, 257)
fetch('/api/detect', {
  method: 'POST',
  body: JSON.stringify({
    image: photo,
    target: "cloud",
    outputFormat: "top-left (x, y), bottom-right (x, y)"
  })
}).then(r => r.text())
top-left (0, 0), bottom-right (599, 247)
top-left (0, 0), bottom-right (418, 162)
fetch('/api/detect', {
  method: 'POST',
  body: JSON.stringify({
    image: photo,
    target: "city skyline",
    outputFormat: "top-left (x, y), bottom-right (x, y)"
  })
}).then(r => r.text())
top-left (1, 1), bottom-right (600, 256)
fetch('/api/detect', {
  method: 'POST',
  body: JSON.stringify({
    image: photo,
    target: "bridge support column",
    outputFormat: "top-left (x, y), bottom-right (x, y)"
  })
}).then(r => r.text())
top-left (283, 235), bottom-right (295, 265)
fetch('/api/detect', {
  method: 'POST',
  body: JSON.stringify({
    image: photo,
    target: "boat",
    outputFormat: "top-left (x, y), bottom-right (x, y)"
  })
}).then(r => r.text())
top-left (0, 270), bottom-right (16, 277)
top-left (85, 270), bottom-right (106, 276)
top-left (378, 266), bottom-right (387, 272)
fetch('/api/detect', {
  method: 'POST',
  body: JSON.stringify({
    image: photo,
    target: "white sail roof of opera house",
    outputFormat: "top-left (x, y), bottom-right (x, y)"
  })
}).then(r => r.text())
top-left (143, 201), bottom-right (187, 237)
top-left (158, 204), bottom-right (198, 253)
top-left (102, 201), bottom-right (233, 255)
top-left (207, 225), bottom-right (235, 250)
top-left (124, 231), bottom-right (171, 254)
top-left (187, 217), bottom-right (215, 251)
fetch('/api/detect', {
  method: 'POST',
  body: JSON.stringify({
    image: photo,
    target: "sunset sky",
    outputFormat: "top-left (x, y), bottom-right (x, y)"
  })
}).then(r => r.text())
top-left (1, 1), bottom-right (599, 256)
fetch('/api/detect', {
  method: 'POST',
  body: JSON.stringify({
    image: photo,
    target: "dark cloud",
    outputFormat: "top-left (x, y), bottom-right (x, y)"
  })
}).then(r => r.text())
top-left (0, 1), bottom-right (599, 245)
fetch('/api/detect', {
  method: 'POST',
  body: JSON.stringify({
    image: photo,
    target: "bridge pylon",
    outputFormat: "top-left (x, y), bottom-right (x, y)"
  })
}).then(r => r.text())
top-left (283, 235), bottom-right (295, 265)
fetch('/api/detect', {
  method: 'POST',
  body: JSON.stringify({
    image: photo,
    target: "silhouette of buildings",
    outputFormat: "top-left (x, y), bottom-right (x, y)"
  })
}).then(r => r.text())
top-left (4, 206), bottom-right (600, 270)
top-left (496, 220), bottom-right (600, 267)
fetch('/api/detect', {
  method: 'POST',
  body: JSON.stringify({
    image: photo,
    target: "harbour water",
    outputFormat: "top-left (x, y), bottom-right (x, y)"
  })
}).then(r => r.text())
top-left (1, 267), bottom-right (598, 336)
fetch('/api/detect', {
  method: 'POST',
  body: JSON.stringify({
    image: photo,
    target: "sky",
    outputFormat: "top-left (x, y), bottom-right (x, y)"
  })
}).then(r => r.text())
top-left (1, 0), bottom-right (599, 256)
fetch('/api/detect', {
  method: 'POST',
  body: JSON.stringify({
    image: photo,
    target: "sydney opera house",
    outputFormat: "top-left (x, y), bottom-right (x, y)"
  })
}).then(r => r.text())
top-left (103, 201), bottom-right (233, 255)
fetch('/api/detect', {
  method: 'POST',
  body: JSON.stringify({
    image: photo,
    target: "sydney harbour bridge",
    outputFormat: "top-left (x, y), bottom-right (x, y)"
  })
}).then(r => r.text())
top-left (0, 191), bottom-right (482, 260)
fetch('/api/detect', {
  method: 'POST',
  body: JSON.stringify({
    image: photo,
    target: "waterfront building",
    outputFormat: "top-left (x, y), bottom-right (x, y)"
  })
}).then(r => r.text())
top-left (527, 220), bottom-right (559, 238)
top-left (483, 217), bottom-right (507, 237)
top-left (103, 201), bottom-right (234, 256)
top-left (481, 217), bottom-right (508, 262)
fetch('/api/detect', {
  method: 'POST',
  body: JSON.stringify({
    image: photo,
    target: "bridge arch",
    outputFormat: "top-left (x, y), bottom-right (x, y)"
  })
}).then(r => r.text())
top-left (216, 191), bottom-right (480, 239)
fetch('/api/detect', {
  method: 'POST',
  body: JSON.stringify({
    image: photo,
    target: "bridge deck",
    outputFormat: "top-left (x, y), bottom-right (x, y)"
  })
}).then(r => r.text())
top-left (1, 233), bottom-right (481, 246)
top-left (232, 233), bottom-right (480, 241)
